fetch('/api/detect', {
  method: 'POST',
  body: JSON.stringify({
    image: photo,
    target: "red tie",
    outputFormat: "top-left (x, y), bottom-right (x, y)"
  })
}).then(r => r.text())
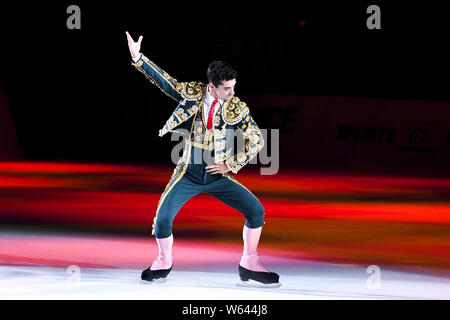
top-left (207, 99), bottom-right (218, 130)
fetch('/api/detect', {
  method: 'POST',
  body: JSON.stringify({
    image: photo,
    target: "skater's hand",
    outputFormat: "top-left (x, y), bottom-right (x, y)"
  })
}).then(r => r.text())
top-left (206, 162), bottom-right (230, 174)
top-left (125, 31), bottom-right (143, 60)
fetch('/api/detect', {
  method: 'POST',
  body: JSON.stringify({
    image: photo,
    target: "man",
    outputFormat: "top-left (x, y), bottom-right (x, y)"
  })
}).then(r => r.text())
top-left (125, 31), bottom-right (280, 287)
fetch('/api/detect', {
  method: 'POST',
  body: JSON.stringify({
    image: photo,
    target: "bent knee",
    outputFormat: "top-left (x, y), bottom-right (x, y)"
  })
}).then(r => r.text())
top-left (156, 215), bottom-right (172, 226)
top-left (154, 220), bottom-right (172, 238)
top-left (245, 202), bottom-right (265, 227)
top-left (254, 202), bottom-right (265, 218)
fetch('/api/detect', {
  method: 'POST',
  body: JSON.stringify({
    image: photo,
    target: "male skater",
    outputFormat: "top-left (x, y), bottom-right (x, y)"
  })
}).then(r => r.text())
top-left (126, 31), bottom-right (280, 287)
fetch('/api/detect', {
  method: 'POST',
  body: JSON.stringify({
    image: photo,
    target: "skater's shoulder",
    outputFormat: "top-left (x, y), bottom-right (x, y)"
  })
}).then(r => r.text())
top-left (222, 95), bottom-right (250, 125)
top-left (180, 81), bottom-right (206, 101)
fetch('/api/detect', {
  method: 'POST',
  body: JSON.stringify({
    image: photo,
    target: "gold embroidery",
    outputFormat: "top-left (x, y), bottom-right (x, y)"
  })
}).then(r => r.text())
top-left (215, 140), bottom-right (226, 150)
top-left (249, 135), bottom-right (259, 144)
top-left (213, 127), bottom-right (226, 137)
top-left (189, 105), bottom-right (199, 114)
top-left (159, 91), bottom-right (205, 138)
top-left (131, 55), bottom-right (181, 102)
top-left (222, 96), bottom-right (249, 125)
top-left (186, 139), bottom-right (215, 150)
top-left (237, 152), bottom-right (247, 163)
top-left (181, 82), bottom-right (205, 100)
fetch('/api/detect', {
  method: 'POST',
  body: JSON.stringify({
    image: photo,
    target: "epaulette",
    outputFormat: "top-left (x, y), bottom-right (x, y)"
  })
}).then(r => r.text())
top-left (222, 96), bottom-right (250, 125)
top-left (181, 81), bottom-right (205, 101)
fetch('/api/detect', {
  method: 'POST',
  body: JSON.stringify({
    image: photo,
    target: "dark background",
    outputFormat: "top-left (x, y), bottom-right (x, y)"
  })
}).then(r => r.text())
top-left (0, 1), bottom-right (449, 165)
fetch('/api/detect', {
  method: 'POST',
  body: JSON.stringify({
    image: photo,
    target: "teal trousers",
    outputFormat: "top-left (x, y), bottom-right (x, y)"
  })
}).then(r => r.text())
top-left (153, 146), bottom-right (265, 238)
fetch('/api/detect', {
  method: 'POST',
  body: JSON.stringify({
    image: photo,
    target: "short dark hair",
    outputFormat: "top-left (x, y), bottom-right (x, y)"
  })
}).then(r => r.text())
top-left (207, 61), bottom-right (238, 87)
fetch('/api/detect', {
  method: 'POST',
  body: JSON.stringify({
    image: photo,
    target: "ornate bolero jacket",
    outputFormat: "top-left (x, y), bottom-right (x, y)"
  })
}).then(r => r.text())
top-left (130, 53), bottom-right (264, 174)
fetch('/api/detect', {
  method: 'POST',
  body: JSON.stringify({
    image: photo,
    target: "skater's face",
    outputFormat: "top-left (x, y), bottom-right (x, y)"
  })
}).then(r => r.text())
top-left (209, 79), bottom-right (236, 101)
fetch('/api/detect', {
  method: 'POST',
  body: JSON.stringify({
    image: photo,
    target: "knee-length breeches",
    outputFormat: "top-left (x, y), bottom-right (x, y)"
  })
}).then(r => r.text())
top-left (153, 174), bottom-right (265, 238)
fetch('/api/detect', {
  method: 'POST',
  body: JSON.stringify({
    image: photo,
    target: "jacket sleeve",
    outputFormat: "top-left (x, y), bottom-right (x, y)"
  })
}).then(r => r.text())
top-left (225, 113), bottom-right (265, 174)
top-left (131, 53), bottom-right (183, 102)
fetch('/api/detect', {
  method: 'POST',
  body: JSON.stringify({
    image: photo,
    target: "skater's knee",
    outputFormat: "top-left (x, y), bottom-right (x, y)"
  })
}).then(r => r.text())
top-left (155, 217), bottom-right (173, 238)
top-left (154, 225), bottom-right (172, 238)
top-left (245, 202), bottom-right (265, 227)
top-left (253, 201), bottom-right (265, 219)
top-left (156, 215), bottom-right (172, 226)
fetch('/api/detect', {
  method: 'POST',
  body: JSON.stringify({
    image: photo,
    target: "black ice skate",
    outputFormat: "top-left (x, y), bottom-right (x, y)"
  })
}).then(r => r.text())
top-left (237, 265), bottom-right (281, 288)
top-left (140, 265), bottom-right (173, 283)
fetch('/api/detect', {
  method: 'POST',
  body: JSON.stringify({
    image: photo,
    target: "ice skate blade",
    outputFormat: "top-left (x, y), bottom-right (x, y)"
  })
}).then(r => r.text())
top-left (236, 280), bottom-right (281, 288)
top-left (139, 278), bottom-right (167, 284)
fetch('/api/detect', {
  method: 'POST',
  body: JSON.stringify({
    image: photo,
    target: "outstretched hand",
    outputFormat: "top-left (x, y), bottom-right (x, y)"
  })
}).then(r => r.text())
top-left (125, 31), bottom-right (143, 60)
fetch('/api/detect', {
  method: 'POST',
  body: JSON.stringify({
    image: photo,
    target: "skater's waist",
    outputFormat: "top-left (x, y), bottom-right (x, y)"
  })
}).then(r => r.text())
top-left (186, 139), bottom-right (214, 150)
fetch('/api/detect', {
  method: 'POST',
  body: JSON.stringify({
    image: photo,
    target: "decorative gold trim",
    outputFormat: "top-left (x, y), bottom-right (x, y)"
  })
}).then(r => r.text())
top-left (133, 65), bottom-right (178, 102)
top-left (201, 96), bottom-right (207, 129)
top-left (132, 55), bottom-right (181, 102)
top-left (142, 56), bottom-right (181, 94)
top-left (151, 117), bottom-right (196, 236)
top-left (222, 96), bottom-right (249, 125)
top-left (186, 139), bottom-right (214, 150)
top-left (181, 82), bottom-right (205, 100)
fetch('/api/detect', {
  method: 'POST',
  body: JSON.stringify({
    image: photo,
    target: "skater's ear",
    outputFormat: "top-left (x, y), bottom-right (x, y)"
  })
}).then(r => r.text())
top-left (208, 82), bottom-right (219, 95)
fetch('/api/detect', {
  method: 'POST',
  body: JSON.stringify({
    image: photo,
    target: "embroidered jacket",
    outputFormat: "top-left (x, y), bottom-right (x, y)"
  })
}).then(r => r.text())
top-left (130, 53), bottom-right (264, 174)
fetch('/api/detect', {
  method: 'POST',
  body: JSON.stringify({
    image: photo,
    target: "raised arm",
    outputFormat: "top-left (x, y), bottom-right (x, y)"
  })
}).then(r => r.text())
top-left (126, 31), bottom-right (182, 102)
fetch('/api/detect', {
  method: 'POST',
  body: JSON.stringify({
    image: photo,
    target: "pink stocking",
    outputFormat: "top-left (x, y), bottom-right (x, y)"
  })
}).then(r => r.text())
top-left (150, 234), bottom-right (173, 270)
top-left (239, 225), bottom-right (270, 272)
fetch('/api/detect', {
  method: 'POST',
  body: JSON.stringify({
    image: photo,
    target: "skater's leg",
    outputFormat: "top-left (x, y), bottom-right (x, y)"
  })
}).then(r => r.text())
top-left (141, 234), bottom-right (175, 282)
top-left (142, 176), bottom-right (202, 281)
top-left (205, 175), bottom-right (265, 230)
top-left (150, 234), bottom-right (173, 270)
top-left (240, 225), bottom-right (269, 272)
top-left (153, 176), bottom-right (202, 239)
top-left (205, 175), bottom-right (280, 286)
